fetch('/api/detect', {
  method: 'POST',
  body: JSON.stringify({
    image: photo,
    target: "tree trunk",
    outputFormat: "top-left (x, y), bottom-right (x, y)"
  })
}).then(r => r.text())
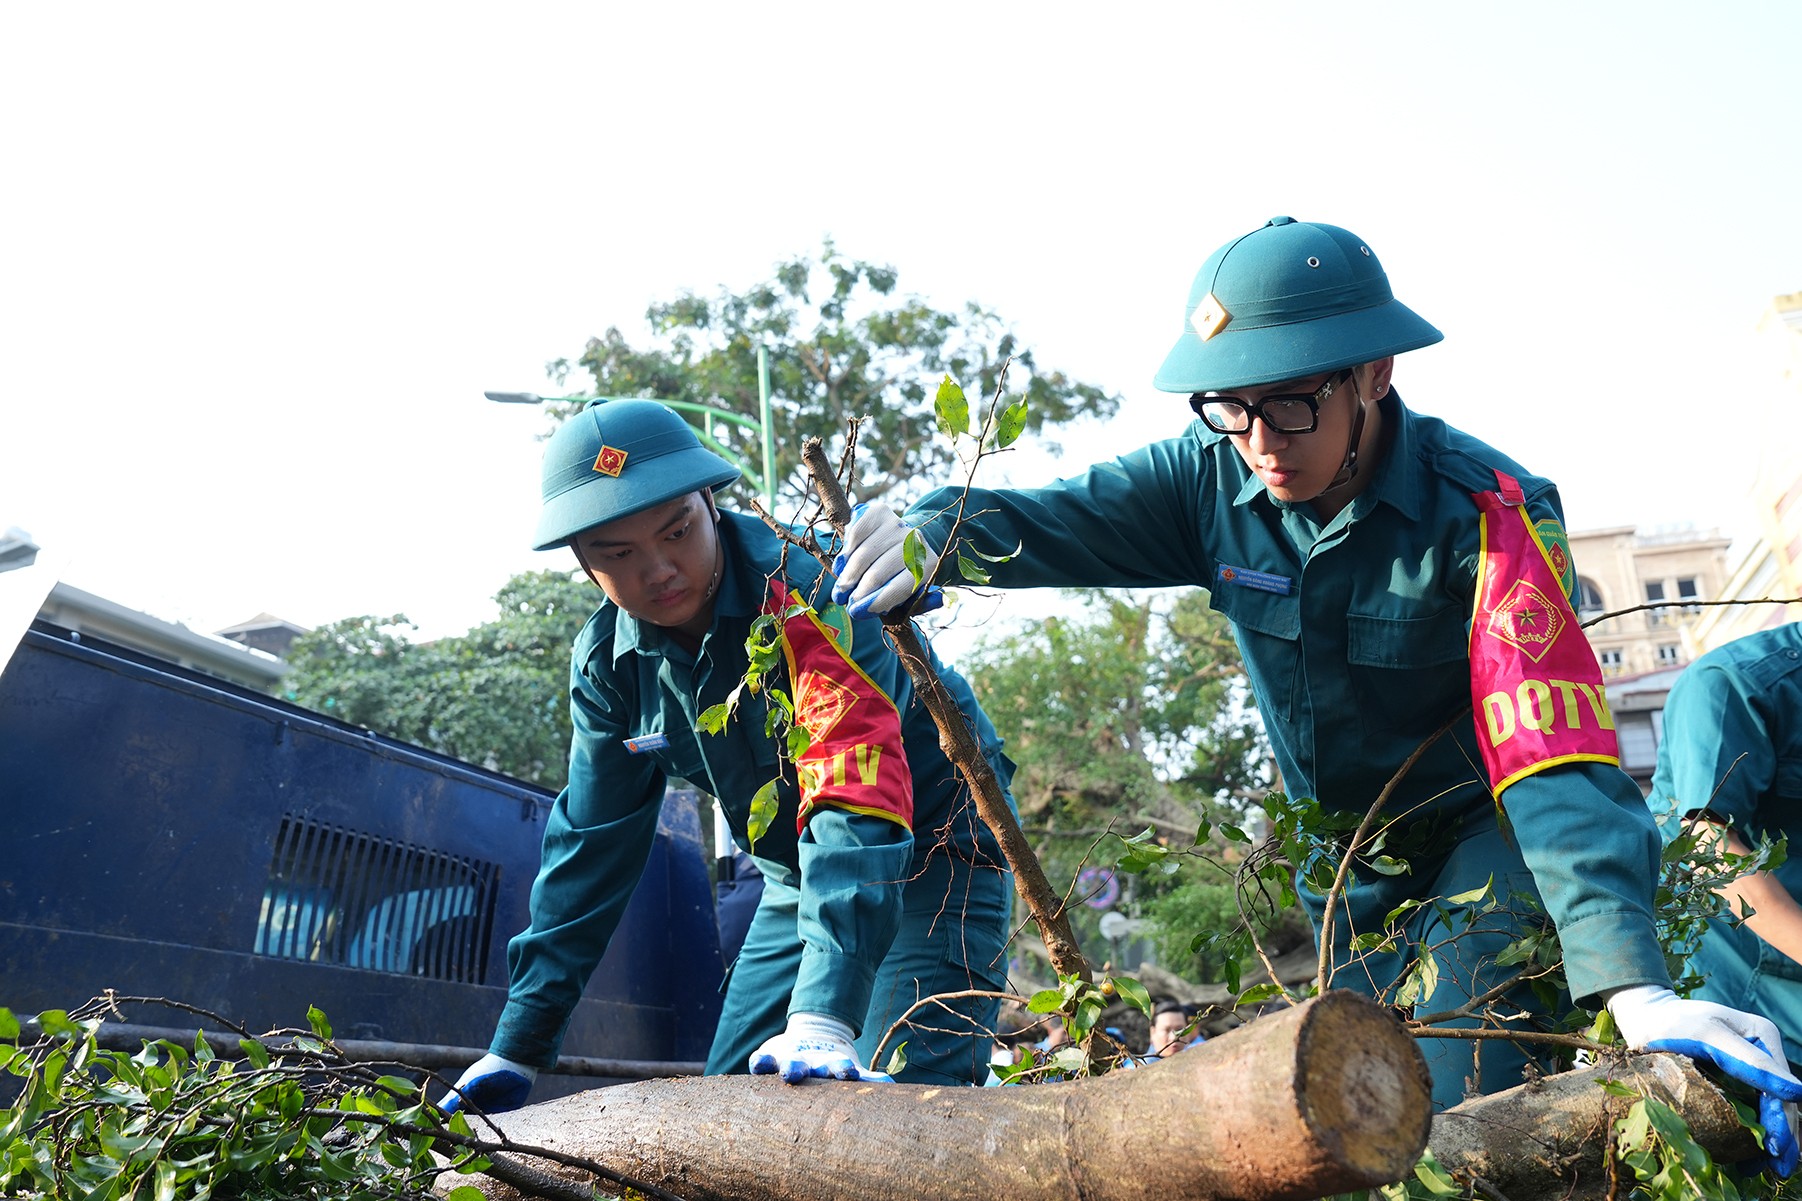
top-left (445, 991), bottom-right (1431, 1201)
top-left (1426, 1050), bottom-right (1759, 1201)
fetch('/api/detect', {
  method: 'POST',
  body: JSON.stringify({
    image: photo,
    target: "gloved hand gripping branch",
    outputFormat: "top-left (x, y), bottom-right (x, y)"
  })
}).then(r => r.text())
top-left (1608, 984), bottom-right (1802, 1177)
top-left (438, 1052), bottom-right (539, 1115)
top-left (749, 1013), bottom-right (894, 1083)
top-left (830, 502), bottom-right (944, 620)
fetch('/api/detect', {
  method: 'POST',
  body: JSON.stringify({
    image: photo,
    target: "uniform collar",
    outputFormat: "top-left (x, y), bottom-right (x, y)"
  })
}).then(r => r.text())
top-left (1228, 389), bottom-right (1420, 521)
top-left (1362, 390), bottom-right (1422, 522)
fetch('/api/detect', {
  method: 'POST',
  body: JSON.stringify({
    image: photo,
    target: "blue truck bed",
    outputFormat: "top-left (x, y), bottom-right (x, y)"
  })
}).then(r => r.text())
top-left (0, 621), bottom-right (723, 1094)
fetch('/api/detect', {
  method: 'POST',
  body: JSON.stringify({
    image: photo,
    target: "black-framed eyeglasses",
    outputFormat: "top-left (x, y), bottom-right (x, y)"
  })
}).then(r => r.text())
top-left (1188, 369), bottom-right (1352, 435)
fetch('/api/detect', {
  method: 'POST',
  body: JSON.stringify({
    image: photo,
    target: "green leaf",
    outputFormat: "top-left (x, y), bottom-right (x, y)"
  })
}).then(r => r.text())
top-left (1411, 1150), bottom-right (1463, 1196)
top-left (1445, 876), bottom-right (1494, 906)
top-left (306, 1006), bottom-right (332, 1041)
top-left (996, 398), bottom-right (1029, 448)
top-left (746, 778), bottom-right (781, 853)
top-left (1026, 989), bottom-right (1065, 1014)
top-left (933, 375), bottom-right (970, 438)
top-left (35, 1010), bottom-right (81, 1038)
top-left (1616, 1098), bottom-right (1652, 1151)
top-left (1072, 997), bottom-right (1102, 1037)
top-left (1110, 975), bottom-right (1152, 1017)
top-left (0, 1008), bottom-right (16, 1040)
top-left (697, 702), bottom-right (733, 735)
top-left (966, 539), bottom-right (1023, 564)
top-left (1394, 955), bottom-right (1439, 1009)
top-left (239, 1038), bottom-right (269, 1069)
top-left (1367, 855), bottom-right (1410, 876)
top-left (956, 554), bottom-right (991, 585)
top-left (902, 529), bottom-right (928, 586)
top-left (879, 1041), bottom-right (908, 1076)
top-left (1235, 982), bottom-right (1285, 1006)
top-left (376, 1073), bottom-right (417, 1096)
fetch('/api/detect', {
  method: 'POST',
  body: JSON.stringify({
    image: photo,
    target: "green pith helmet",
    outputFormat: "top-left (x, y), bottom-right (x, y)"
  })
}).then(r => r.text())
top-left (1153, 216), bottom-right (1444, 394)
top-left (533, 399), bottom-right (741, 551)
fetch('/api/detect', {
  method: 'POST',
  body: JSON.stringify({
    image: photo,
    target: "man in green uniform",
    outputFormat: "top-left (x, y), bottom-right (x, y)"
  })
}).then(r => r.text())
top-left (1650, 622), bottom-right (1802, 1071)
top-left (442, 399), bottom-right (1014, 1114)
top-left (831, 216), bottom-right (1802, 1166)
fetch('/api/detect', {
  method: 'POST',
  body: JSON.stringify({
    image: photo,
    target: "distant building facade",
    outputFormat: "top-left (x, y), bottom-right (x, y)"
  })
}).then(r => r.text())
top-left (1570, 525), bottom-right (1732, 679)
top-left (1, 526), bottom-right (304, 694)
top-left (214, 612), bottom-right (309, 660)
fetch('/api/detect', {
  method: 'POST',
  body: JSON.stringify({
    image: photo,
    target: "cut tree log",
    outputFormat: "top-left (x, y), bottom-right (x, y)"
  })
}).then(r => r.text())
top-left (443, 990), bottom-right (1431, 1201)
top-left (1427, 1049), bottom-right (1760, 1201)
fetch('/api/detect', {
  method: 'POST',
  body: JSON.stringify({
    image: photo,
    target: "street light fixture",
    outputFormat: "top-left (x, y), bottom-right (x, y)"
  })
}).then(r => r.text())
top-left (485, 346), bottom-right (778, 511)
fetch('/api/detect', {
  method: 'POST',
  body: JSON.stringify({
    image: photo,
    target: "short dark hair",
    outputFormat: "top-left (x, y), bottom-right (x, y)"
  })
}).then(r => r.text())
top-left (1152, 999), bottom-right (1189, 1020)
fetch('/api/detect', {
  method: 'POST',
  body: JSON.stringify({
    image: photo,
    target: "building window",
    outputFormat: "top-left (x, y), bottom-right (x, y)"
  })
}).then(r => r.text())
top-left (1600, 649), bottom-right (1624, 673)
top-left (1677, 576), bottom-right (1702, 614)
top-left (1617, 713), bottom-right (1658, 774)
top-left (1578, 578), bottom-right (1605, 619)
top-left (1657, 644), bottom-right (1680, 666)
top-left (1644, 580), bottom-right (1666, 626)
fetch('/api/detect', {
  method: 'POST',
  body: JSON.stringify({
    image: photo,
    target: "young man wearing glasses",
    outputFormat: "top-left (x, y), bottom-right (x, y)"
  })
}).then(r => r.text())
top-left (830, 216), bottom-right (1802, 1169)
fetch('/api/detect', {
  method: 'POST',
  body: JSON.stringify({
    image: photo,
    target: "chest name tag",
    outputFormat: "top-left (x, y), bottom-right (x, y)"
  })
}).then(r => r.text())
top-left (1216, 564), bottom-right (1293, 595)
top-left (622, 733), bottom-right (670, 755)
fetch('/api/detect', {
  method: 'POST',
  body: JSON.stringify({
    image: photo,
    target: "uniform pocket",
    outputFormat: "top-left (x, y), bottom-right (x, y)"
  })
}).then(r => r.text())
top-left (1346, 607), bottom-right (1471, 739)
top-left (1209, 583), bottom-right (1302, 723)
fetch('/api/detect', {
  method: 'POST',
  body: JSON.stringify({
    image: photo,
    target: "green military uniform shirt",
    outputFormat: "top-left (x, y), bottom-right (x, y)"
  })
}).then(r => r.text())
top-left (493, 511), bottom-right (1011, 1068)
top-left (909, 391), bottom-right (1668, 1006)
top-left (1650, 621), bottom-right (1802, 1059)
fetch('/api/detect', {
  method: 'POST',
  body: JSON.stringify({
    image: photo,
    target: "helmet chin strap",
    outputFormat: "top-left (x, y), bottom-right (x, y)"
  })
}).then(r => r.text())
top-left (701, 539), bottom-right (723, 602)
top-left (1317, 375), bottom-right (1368, 497)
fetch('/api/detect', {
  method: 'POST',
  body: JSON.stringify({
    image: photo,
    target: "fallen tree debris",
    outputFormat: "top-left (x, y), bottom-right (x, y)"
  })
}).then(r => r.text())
top-left (444, 990), bottom-right (1431, 1201)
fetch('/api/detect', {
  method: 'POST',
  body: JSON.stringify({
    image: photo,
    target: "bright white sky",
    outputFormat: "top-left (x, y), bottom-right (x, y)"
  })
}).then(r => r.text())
top-left (5, 2), bottom-right (1800, 649)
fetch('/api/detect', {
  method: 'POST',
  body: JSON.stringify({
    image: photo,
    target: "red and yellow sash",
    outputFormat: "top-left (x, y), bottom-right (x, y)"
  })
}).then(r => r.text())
top-left (764, 581), bottom-right (913, 833)
top-left (1467, 471), bottom-right (1620, 796)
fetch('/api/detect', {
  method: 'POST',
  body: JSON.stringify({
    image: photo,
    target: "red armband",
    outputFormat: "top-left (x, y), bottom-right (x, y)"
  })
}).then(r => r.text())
top-left (1467, 471), bottom-right (1620, 796)
top-left (764, 581), bottom-right (913, 833)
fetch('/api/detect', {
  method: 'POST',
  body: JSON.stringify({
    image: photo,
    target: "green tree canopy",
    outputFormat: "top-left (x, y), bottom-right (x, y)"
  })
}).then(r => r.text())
top-left (964, 589), bottom-right (1275, 983)
top-left (282, 570), bottom-right (595, 789)
top-left (549, 240), bottom-right (1121, 509)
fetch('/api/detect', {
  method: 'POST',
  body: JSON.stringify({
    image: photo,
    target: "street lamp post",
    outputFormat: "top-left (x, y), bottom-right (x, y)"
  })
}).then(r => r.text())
top-left (484, 345), bottom-right (778, 511)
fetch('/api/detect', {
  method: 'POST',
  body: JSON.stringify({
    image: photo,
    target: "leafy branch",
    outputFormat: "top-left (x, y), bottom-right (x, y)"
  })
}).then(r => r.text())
top-left (0, 997), bottom-right (685, 1201)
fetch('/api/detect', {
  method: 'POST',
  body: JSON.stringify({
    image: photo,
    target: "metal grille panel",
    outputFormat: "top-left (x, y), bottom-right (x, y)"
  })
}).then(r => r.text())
top-left (254, 815), bottom-right (500, 982)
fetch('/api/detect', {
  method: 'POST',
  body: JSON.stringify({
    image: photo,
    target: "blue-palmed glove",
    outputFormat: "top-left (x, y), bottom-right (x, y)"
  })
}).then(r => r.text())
top-left (749, 1013), bottom-right (894, 1084)
top-left (1608, 984), bottom-right (1802, 1177)
top-left (438, 1052), bottom-right (539, 1115)
top-left (830, 502), bottom-right (944, 620)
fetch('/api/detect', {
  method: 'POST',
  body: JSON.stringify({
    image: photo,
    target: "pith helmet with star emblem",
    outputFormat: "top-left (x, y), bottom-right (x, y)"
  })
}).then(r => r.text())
top-left (1154, 216), bottom-right (1444, 394)
top-left (533, 399), bottom-right (741, 551)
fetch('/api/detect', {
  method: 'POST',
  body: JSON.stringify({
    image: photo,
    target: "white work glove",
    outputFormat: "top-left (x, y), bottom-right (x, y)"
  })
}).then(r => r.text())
top-left (1608, 984), bottom-right (1802, 1176)
top-left (830, 502), bottom-right (944, 620)
top-left (748, 1013), bottom-right (894, 1084)
top-left (437, 1052), bottom-right (539, 1115)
